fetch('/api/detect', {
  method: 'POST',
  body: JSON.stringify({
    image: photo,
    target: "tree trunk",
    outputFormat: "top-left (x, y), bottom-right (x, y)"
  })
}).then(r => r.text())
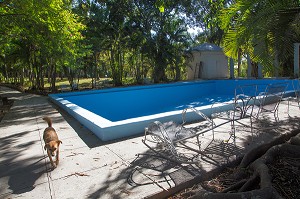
top-left (153, 52), bottom-right (167, 83)
top-left (237, 49), bottom-right (241, 77)
top-left (175, 55), bottom-right (181, 81)
top-left (50, 63), bottom-right (57, 92)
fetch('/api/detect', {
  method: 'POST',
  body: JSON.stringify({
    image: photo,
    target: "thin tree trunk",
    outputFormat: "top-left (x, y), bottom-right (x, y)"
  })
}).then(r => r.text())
top-left (50, 63), bottom-right (57, 92)
top-left (237, 48), bottom-right (242, 77)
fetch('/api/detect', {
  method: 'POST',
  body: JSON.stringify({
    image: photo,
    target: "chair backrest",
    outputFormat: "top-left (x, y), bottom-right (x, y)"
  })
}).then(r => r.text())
top-left (234, 84), bottom-right (258, 118)
top-left (182, 107), bottom-right (213, 125)
top-left (258, 82), bottom-right (288, 111)
top-left (145, 121), bottom-right (179, 156)
top-left (292, 79), bottom-right (300, 99)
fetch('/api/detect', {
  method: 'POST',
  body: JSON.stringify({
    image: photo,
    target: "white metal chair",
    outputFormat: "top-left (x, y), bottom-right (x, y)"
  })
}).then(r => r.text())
top-left (287, 79), bottom-right (300, 116)
top-left (229, 82), bottom-right (288, 139)
top-left (210, 84), bottom-right (259, 144)
top-left (142, 107), bottom-right (214, 164)
top-left (142, 84), bottom-right (257, 164)
top-left (60, 84), bottom-right (70, 92)
top-left (255, 82), bottom-right (288, 122)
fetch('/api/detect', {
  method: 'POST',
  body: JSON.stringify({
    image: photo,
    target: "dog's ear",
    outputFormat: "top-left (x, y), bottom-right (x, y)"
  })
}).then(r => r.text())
top-left (44, 144), bottom-right (49, 150)
top-left (57, 140), bottom-right (62, 145)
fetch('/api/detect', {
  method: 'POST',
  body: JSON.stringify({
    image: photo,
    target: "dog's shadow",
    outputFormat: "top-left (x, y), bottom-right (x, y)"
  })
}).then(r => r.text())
top-left (6, 156), bottom-right (50, 194)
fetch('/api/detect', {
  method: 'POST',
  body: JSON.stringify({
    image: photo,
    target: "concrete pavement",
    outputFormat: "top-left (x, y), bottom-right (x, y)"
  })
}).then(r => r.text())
top-left (0, 85), bottom-right (300, 199)
top-left (0, 86), bottom-right (200, 199)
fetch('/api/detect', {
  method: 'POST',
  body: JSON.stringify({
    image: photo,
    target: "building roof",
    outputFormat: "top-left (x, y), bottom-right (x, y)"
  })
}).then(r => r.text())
top-left (190, 43), bottom-right (223, 52)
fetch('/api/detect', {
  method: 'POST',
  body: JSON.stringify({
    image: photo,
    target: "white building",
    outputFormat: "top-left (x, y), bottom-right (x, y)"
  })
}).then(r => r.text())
top-left (187, 43), bottom-right (229, 80)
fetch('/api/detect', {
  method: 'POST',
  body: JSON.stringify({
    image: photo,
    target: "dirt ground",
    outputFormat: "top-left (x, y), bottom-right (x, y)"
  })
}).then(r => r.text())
top-left (170, 155), bottom-right (300, 199)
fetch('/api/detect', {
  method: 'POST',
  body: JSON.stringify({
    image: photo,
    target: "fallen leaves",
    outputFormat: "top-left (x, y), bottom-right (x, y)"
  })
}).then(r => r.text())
top-left (66, 152), bottom-right (84, 157)
top-left (63, 172), bottom-right (90, 179)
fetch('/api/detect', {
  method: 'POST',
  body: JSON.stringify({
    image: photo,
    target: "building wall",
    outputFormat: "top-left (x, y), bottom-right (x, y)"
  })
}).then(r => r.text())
top-left (187, 51), bottom-right (228, 80)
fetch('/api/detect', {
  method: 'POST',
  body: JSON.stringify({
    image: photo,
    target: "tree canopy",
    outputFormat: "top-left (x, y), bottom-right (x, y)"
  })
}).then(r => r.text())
top-left (1, 0), bottom-right (300, 90)
top-left (0, 0), bottom-right (86, 90)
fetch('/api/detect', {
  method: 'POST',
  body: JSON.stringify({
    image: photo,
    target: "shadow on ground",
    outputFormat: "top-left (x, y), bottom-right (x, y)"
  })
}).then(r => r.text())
top-left (0, 129), bottom-right (50, 196)
top-left (0, 92), bottom-right (55, 197)
top-left (85, 114), bottom-right (300, 198)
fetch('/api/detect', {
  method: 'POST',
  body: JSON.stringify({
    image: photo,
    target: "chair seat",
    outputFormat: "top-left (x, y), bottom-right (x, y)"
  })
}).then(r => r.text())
top-left (147, 121), bottom-right (196, 142)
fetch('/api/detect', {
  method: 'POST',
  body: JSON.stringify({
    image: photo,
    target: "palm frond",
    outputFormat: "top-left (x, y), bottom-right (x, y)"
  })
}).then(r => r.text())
top-left (220, 0), bottom-right (300, 76)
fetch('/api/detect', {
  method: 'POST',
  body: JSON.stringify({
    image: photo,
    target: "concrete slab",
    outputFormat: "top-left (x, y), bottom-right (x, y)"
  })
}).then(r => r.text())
top-left (105, 137), bottom-right (150, 162)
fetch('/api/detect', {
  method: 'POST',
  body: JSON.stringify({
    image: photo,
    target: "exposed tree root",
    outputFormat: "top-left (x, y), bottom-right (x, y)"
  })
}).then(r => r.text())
top-left (239, 129), bottom-right (300, 168)
top-left (290, 132), bottom-right (300, 145)
top-left (220, 179), bottom-right (247, 193)
top-left (180, 129), bottom-right (300, 199)
top-left (237, 173), bottom-right (258, 192)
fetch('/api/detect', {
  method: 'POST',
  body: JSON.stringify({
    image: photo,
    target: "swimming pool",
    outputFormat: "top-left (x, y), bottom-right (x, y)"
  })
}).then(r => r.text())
top-left (49, 79), bottom-right (294, 141)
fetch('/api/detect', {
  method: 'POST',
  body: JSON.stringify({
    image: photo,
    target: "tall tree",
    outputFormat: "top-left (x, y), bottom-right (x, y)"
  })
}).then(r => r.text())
top-left (0, 0), bottom-right (86, 90)
top-left (78, 0), bottom-right (193, 84)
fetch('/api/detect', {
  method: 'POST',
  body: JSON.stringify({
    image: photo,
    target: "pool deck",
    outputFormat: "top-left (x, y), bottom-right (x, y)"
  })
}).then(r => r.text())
top-left (1, 85), bottom-right (300, 199)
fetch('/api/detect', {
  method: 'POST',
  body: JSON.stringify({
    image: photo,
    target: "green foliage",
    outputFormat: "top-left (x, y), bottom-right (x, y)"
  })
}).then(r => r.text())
top-left (78, 0), bottom-right (194, 84)
top-left (0, 0), bottom-right (88, 90)
top-left (220, 0), bottom-right (300, 77)
top-left (8, 0), bottom-right (300, 88)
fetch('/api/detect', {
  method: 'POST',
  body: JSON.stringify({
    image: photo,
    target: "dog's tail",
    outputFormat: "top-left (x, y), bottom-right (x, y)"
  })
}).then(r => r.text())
top-left (43, 117), bottom-right (52, 127)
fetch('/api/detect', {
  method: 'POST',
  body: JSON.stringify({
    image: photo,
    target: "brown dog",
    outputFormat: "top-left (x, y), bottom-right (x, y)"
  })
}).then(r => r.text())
top-left (43, 117), bottom-right (62, 168)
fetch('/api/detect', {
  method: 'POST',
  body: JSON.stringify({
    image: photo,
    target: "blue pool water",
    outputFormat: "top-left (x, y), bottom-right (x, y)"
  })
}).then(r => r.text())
top-left (49, 79), bottom-right (294, 141)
